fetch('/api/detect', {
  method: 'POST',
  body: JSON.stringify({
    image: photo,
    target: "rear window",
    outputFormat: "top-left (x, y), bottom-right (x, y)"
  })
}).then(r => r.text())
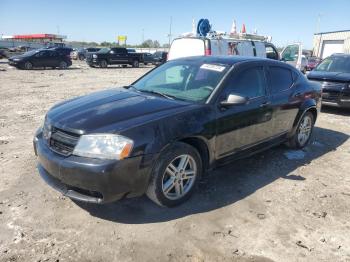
top-left (168, 38), bottom-right (205, 60)
top-left (269, 67), bottom-right (293, 93)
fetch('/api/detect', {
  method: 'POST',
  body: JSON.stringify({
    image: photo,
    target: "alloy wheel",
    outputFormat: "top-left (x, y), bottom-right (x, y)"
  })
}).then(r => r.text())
top-left (297, 115), bottom-right (312, 146)
top-left (161, 154), bottom-right (197, 200)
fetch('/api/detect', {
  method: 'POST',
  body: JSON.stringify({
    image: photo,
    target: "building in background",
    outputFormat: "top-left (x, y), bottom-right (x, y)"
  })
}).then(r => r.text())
top-left (313, 30), bottom-right (350, 58)
top-left (1, 34), bottom-right (66, 43)
top-left (0, 34), bottom-right (67, 49)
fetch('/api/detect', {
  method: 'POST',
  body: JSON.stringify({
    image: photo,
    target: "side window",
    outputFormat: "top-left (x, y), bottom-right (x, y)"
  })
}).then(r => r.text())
top-left (226, 67), bottom-right (267, 98)
top-left (269, 67), bottom-right (294, 93)
top-left (281, 45), bottom-right (299, 61)
top-left (35, 51), bottom-right (45, 58)
top-left (49, 51), bottom-right (58, 57)
top-left (265, 45), bottom-right (279, 60)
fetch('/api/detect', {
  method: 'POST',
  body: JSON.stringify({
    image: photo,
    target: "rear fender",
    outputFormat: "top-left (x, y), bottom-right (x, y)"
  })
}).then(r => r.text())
top-left (289, 99), bottom-right (317, 137)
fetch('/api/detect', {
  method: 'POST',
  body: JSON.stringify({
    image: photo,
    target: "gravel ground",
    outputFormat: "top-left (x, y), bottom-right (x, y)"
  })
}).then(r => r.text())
top-left (0, 60), bottom-right (350, 262)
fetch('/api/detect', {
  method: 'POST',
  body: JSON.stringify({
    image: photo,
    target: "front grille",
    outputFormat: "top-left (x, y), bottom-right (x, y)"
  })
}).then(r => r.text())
top-left (322, 91), bottom-right (340, 102)
top-left (322, 82), bottom-right (345, 89)
top-left (49, 127), bottom-right (80, 156)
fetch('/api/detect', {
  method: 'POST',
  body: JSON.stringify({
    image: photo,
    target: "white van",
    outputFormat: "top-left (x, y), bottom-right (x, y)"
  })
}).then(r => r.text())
top-left (168, 36), bottom-right (280, 61)
top-left (168, 37), bottom-right (308, 73)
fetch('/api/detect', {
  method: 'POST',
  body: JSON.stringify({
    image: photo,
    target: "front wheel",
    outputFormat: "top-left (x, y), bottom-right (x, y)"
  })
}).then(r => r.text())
top-left (100, 60), bottom-right (108, 68)
top-left (132, 60), bottom-right (139, 68)
top-left (59, 61), bottom-right (68, 69)
top-left (24, 61), bottom-right (33, 70)
top-left (146, 142), bottom-right (202, 207)
top-left (287, 111), bottom-right (314, 149)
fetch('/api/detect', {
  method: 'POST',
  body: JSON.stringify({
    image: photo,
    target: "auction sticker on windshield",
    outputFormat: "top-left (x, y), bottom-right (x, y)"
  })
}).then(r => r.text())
top-left (200, 64), bottom-right (226, 72)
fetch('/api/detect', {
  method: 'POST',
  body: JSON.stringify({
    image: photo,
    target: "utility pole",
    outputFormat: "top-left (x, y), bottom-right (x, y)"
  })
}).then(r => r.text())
top-left (167, 16), bottom-right (172, 46)
top-left (316, 13), bottom-right (324, 33)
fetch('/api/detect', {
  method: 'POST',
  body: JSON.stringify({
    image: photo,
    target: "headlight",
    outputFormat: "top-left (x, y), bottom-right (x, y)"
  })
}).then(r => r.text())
top-left (92, 54), bottom-right (97, 58)
top-left (73, 134), bottom-right (133, 160)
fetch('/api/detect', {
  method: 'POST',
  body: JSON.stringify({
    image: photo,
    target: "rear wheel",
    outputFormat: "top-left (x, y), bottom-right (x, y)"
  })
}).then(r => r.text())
top-left (144, 62), bottom-right (148, 66)
top-left (288, 111), bottom-right (314, 149)
top-left (132, 60), bottom-right (139, 68)
top-left (59, 61), bottom-right (68, 69)
top-left (146, 142), bottom-right (202, 207)
top-left (24, 61), bottom-right (33, 70)
top-left (100, 60), bottom-right (108, 68)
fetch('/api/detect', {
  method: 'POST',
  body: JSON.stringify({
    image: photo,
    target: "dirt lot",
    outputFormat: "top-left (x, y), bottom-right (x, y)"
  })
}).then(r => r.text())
top-left (0, 60), bottom-right (350, 262)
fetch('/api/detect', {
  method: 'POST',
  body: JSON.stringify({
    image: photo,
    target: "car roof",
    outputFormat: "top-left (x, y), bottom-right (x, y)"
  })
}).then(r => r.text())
top-left (173, 55), bottom-right (286, 66)
top-left (330, 53), bottom-right (350, 57)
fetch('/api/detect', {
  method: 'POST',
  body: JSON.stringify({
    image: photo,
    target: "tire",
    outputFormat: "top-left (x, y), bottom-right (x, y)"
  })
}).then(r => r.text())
top-left (287, 111), bottom-right (314, 149)
top-left (146, 142), bottom-right (202, 207)
top-left (59, 61), bottom-right (68, 69)
top-left (144, 63), bottom-right (148, 66)
top-left (24, 61), bottom-right (33, 70)
top-left (132, 60), bottom-right (139, 68)
top-left (122, 65), bottom-right (128, 68)
top-left (100, 60), bottom-right (108, 68)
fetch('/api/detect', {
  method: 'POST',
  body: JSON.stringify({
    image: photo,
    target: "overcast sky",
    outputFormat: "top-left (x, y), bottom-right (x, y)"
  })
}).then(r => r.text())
top-left (1, 0), bottom-right (349, 49)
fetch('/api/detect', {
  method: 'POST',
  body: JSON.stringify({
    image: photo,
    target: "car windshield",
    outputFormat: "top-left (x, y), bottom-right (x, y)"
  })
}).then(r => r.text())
top-left (315, 56), bottom-right (350, 73)
top-left (97, 48), bottom-right (110, 53)
top-left (132, 60), bottom-right (229, 102)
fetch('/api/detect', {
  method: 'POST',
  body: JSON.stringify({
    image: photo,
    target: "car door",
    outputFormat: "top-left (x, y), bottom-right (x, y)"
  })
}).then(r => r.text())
top-left (267, 65), bottom-right (300, 136)
top-left (47, 51), bottom-right (60, 67)
top-left (215, 63), bottom-right (273, 159)
top-left (115, 48), bottom-right (129, 64)
top-left (32, 51), bottom-right (50, 67)
top-left (280, 43), bottom-right (303, 70)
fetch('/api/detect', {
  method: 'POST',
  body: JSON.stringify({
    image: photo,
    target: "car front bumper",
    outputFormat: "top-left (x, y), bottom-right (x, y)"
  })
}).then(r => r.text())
top-left (34, 129), bottom-right (154, 204)
top-left (322, 88), bottom-right (350, 108)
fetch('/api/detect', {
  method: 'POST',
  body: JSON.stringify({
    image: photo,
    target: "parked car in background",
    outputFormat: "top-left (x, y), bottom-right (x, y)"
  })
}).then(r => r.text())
top-left (0, 48), bottom-right (9, 59)
top-left (86, 47), bottom-right (144, 68)
top-left (8, 49), bottom-right (72, 70)
top-left (34, 56), bottom-right (321, 207)
top-left (306, 57), bottom-right (321, 71)
top-left (152, 51), bottom-right (168, 66)
top-left (142, 52), bottom-right (155, 65)
top-left (71, 48), bottom-right (101, 60)
top-left (308, 53), bottom-right (350, 108)
top-left (280, 43), bottom-right (309, 73)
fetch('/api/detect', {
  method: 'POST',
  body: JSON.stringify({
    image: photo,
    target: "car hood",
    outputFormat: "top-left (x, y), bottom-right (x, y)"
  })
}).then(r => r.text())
top-left (47, 88), bottom-right (192, 133)
top-left (308, 71), bottom-right (350, 82)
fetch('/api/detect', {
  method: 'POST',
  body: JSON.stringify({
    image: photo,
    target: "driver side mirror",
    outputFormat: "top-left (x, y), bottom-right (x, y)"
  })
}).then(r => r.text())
top-left (220, 94), bottom-right (248, 107)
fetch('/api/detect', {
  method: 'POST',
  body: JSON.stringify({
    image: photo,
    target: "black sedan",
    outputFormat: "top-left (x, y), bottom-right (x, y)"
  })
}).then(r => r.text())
top-left (308, 54), bottom-right (350, 108)
top-left (34, 56), bottom-right (321, 207)
top-left (8, 49), bottom-right (72, 70)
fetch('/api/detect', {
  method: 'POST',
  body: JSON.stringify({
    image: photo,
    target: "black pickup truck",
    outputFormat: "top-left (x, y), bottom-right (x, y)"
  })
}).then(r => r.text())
top-left (86, 47), bottom-right (144, 68)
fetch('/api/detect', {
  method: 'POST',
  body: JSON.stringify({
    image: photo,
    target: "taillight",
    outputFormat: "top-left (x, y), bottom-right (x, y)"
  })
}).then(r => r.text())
top-left (205, 48), bottom-right (211, 56)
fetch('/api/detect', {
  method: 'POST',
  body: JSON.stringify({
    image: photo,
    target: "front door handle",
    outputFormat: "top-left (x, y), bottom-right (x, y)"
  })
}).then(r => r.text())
top-left (260, 101), bottom-right (271, 108)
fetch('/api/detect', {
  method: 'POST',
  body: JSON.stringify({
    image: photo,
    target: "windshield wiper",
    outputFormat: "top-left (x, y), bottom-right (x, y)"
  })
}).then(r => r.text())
top-left (137, 89), bottom-right (175, 100)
